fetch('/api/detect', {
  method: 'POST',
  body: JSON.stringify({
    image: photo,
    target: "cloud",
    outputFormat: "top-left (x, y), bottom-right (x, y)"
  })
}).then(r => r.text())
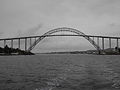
top-left (8, 24), bottom-right (43, 49)
top-left (0, 32), bottom-right (4, 38)
top-left (17, 24), bottom-right (43, 37)
top-left (0, 0), bottom-right (120, 52)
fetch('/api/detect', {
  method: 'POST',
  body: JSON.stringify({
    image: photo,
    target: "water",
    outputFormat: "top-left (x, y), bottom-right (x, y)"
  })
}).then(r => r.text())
top-left (0, 54), bottom-right (120, 90)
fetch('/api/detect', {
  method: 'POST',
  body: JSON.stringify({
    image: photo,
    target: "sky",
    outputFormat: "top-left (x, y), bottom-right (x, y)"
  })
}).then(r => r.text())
top-left (0, 0), bottom-right (120, 52)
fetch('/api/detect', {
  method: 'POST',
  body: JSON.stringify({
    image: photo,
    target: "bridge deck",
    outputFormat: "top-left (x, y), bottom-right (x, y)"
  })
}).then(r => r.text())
top-left (0, 34), bottom-right (120, 41)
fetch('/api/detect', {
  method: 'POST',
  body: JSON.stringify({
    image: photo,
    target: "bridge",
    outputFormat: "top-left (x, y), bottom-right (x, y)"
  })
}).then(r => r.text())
top-left (0, 27), bottom-right (120, 54)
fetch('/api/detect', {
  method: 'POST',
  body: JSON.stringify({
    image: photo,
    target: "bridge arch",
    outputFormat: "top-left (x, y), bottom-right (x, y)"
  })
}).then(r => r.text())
top-left (27, 27), bottom-right (101, 51)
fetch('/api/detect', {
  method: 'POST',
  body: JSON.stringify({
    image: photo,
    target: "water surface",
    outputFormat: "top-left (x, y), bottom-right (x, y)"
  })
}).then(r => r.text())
top-left (0, 54), bottom-right (120, 90)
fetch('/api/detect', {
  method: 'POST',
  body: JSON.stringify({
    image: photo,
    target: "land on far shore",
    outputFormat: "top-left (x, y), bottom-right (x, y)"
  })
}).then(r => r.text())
top-left (1, 45), bottom-right (120, 55)
top-left (41, 48), bottom-right (120, 55)
top-left (0, 45), bottom-right (34, 55)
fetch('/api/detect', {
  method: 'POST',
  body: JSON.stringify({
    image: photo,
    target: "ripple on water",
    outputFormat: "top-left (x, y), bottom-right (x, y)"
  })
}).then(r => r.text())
top-left (1, 55), bottom-right (120, 90)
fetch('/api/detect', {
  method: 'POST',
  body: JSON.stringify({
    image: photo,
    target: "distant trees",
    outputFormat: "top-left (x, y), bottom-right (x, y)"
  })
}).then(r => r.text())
top-left (4, 45), bottom-right (11, 54)
top-left (115, 47), bottom-right (120, 53)
top-left (0, 45), bottom-right (34, 55)
top-left (0, 47), bottom-right (4, 53)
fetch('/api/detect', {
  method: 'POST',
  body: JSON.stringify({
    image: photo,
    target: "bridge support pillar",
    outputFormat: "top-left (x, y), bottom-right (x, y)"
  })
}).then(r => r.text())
top-left (11, 40), bottom-right (13, 48)
top-left (97, 37), bottom-right (99, 46)
top-left (109, 38), bottom-right (111, 49)
top-left (102, 38), bottom-right (104, 50)
top-left (117, 38), bottom-right (119, 48)
top-left (25, 38), bottom-right (27, 51)
top-left (35, 38), bottom-right (36, 45)
top-left (30, 38), bottom-right (32, 47)
top-left (97, 37), bottom-right (101, 54)
top-left (4, 40), bottom-right (6, 47)
top-left (18, 39), bottom-right (20, 49)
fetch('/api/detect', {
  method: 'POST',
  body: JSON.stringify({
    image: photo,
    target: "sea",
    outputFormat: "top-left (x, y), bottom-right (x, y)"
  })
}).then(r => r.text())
top-left (0, 54), bottom-right (120, 90)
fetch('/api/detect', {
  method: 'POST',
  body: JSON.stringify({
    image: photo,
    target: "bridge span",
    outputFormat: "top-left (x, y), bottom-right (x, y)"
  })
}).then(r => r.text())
top-left (0, 27), bottom-right (120, 54)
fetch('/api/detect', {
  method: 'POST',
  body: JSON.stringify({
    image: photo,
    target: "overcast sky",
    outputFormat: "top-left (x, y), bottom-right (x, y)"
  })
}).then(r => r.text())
top-left (0, 0), bottom-right (120, 52)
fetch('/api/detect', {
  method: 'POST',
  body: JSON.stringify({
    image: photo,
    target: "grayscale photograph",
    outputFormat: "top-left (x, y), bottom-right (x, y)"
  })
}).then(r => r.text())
top-left (0, 0), bottom-right (120, 90)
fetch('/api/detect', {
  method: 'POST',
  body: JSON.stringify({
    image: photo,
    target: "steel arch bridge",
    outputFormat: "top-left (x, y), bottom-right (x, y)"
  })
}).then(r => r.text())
top-left (27, 27), bottom-right (101, 51)
top-left (0, 27), bottom-right (120, 54)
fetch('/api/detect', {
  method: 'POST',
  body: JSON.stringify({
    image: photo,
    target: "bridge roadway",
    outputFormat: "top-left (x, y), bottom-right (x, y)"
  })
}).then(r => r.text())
top-left (0, 34), bottom-right (120, 41)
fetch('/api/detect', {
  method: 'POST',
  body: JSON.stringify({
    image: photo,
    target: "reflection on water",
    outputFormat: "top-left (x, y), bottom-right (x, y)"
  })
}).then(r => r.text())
top-left (0, 54), bottom-right (120, 90)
